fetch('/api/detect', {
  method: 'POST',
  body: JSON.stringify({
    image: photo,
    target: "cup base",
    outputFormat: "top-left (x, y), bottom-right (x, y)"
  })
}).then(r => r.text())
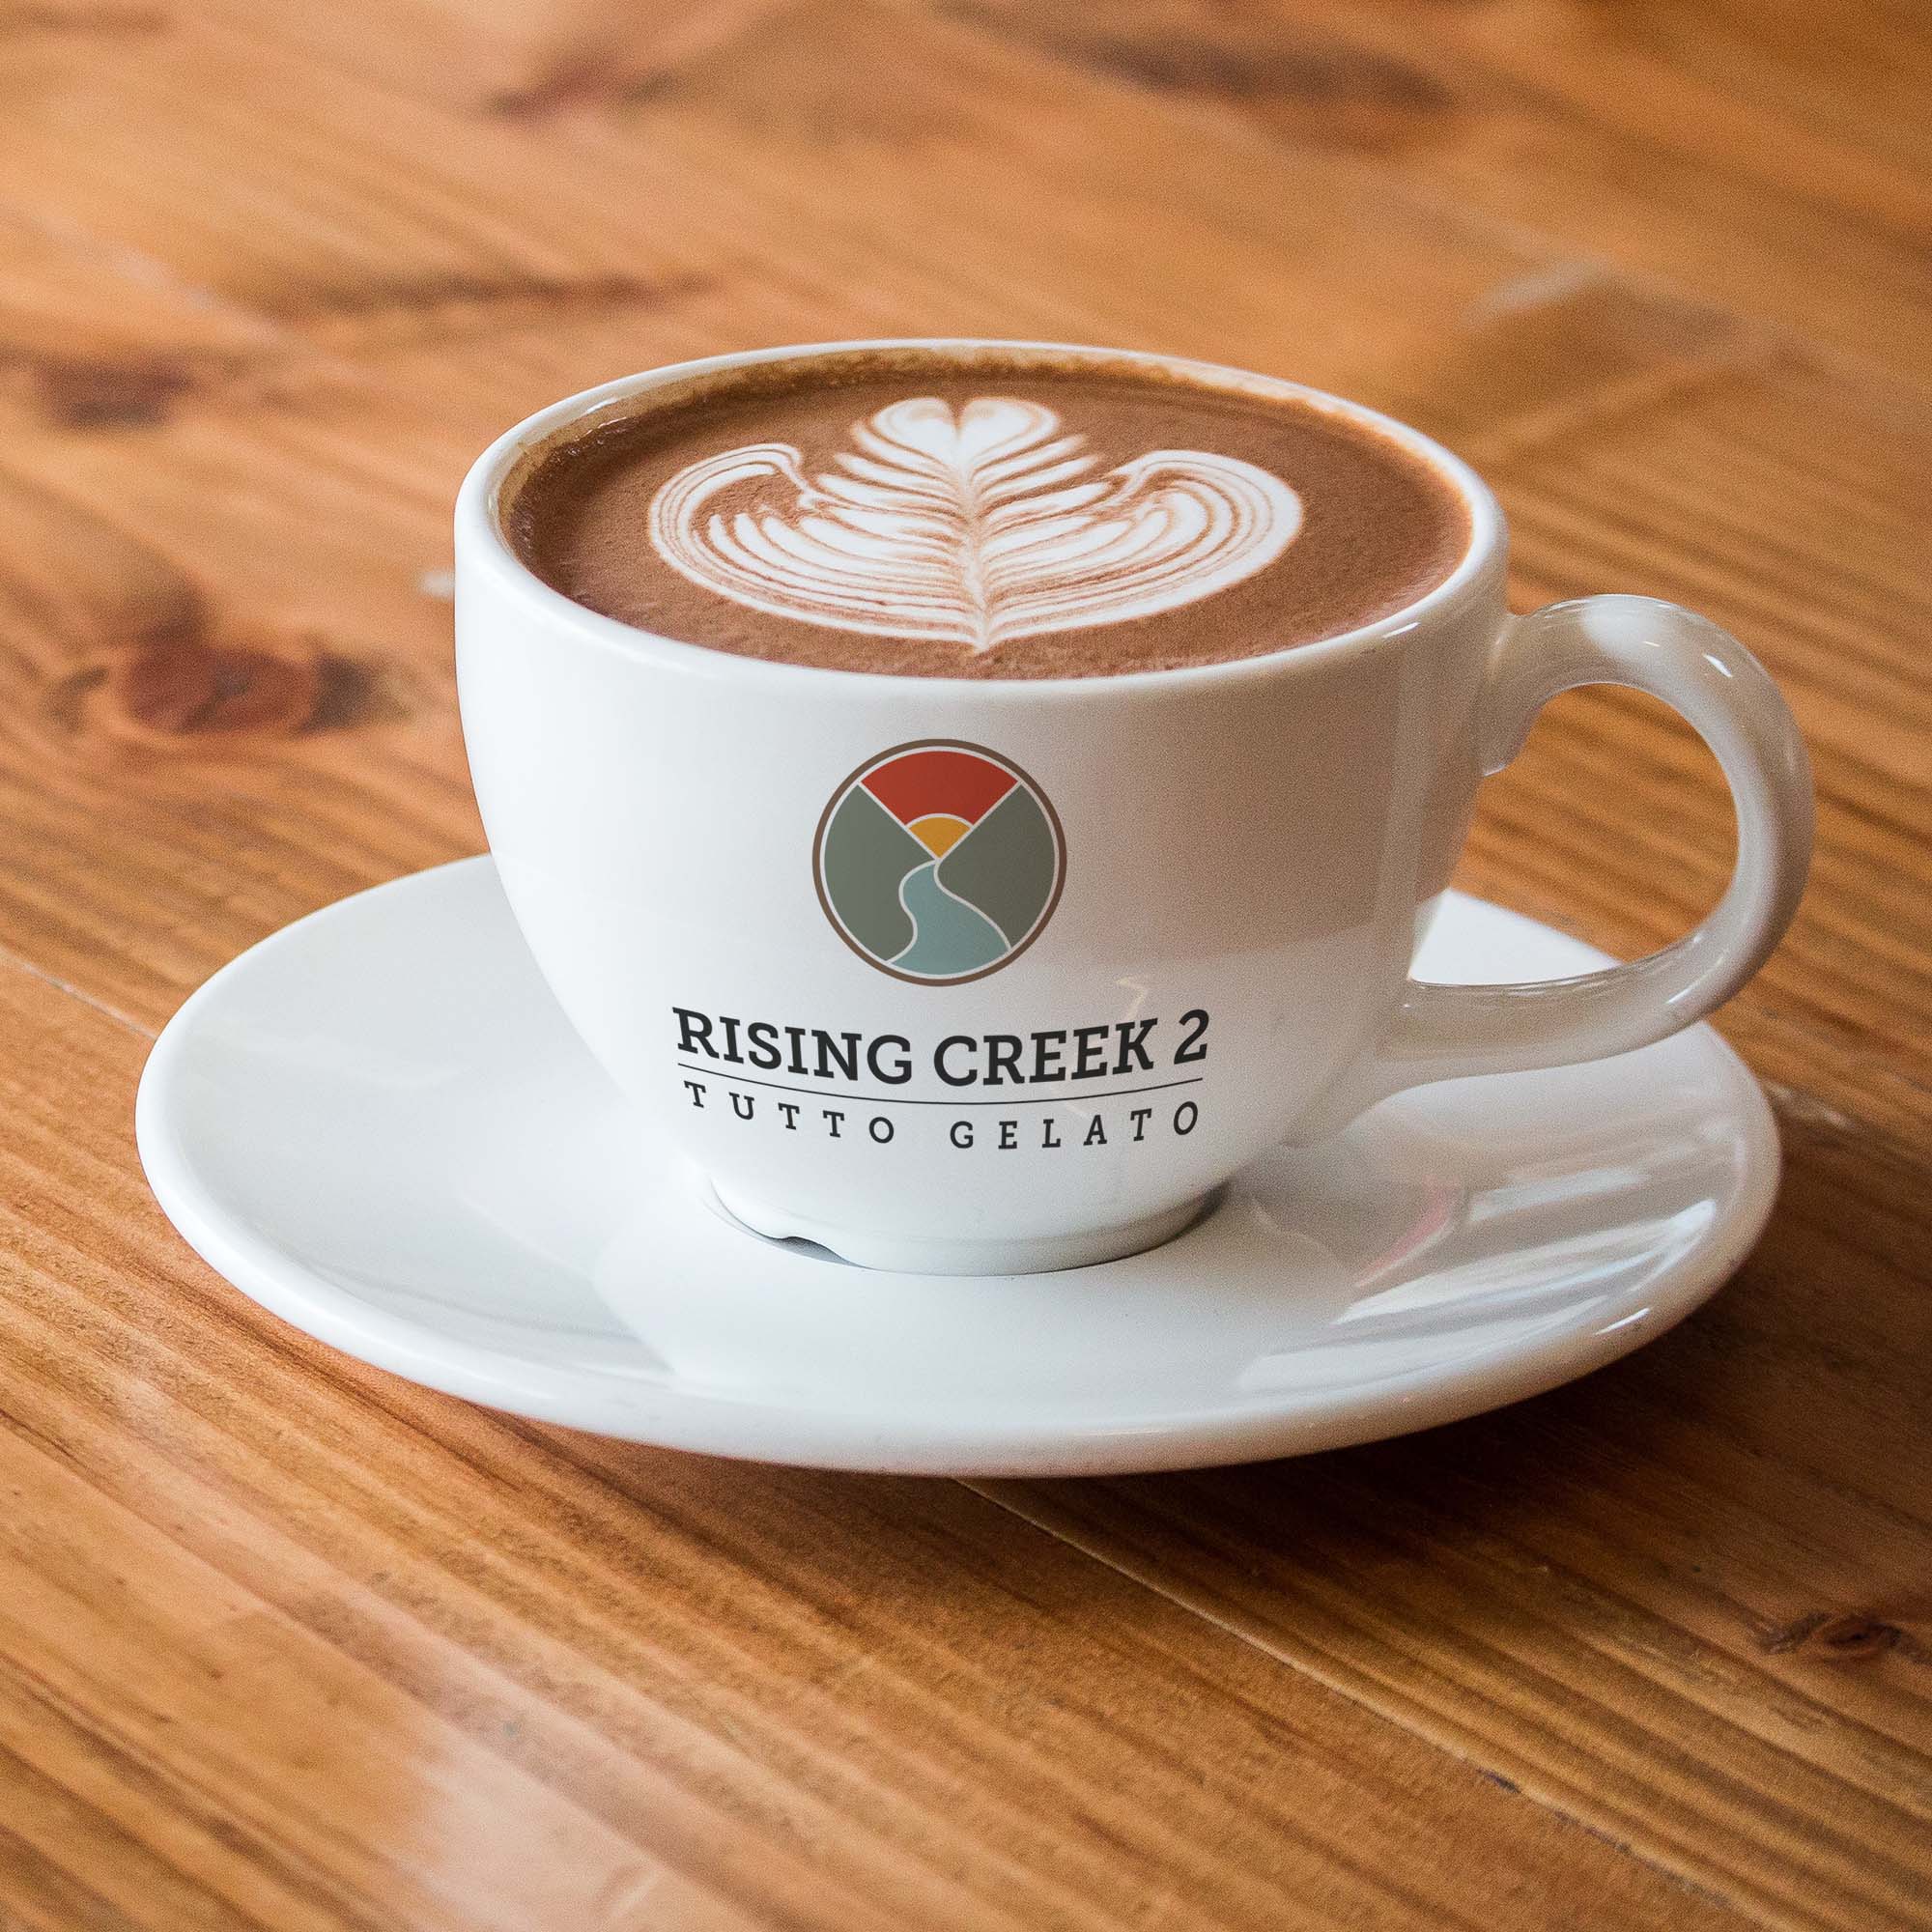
top-left (706, 1180), bottom-right (1212, 1277)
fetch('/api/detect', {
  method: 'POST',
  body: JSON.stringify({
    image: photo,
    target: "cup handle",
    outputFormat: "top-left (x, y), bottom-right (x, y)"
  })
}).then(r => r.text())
top-left (1316, 594), bottom-right (1813, 1128)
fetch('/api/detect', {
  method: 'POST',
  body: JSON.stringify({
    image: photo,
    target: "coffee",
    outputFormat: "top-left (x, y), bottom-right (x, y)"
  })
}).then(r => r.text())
top-left (508, 350), bottom-right (1470, 679)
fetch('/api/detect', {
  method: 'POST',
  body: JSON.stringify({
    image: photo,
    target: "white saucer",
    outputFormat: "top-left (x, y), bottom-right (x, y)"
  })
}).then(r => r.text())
top-left (137, 859), bottom-right (1778, 1477)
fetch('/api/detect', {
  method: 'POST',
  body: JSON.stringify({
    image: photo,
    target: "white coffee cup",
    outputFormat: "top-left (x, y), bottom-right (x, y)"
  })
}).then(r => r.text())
top-left (455, 340), bottom-right (1812, 1274)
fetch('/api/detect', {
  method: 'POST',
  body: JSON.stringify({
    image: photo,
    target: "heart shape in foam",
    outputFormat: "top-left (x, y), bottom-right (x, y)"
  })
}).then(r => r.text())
top-left (646, 395), bottom-right (1303, 653)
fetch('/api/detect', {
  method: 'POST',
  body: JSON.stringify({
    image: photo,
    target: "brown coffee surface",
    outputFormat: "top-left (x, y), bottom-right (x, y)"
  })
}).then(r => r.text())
top-left (508, 353), bottom-right (1470, 678)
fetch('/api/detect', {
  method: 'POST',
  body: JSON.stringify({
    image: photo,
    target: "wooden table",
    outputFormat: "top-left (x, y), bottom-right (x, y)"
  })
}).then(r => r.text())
top-left (2, 4), bottom-right (1927, 1926)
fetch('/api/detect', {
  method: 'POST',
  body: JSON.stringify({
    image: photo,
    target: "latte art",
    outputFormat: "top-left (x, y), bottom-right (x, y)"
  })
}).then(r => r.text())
top-left (646, 396), bottom-right (1302, 651)
top-left (512, 353), bottom-right (1473, 677)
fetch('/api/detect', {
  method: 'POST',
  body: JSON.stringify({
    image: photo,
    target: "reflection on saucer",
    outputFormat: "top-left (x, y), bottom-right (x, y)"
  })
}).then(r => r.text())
top-left (138, 861), bottom-right (1777, 1476)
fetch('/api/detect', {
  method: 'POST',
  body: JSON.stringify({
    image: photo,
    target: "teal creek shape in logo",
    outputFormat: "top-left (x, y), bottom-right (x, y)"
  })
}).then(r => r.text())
top-left (813, 741), bottom-right (1065, 984)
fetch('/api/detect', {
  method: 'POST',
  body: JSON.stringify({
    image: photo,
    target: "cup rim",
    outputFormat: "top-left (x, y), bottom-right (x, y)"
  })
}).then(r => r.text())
top-left (455, 337), bottom-right (1506, 696)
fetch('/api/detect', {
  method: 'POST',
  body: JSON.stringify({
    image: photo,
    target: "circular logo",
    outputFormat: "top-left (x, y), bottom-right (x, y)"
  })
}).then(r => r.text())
top-left (813, 740), bottom-right (1065, 984)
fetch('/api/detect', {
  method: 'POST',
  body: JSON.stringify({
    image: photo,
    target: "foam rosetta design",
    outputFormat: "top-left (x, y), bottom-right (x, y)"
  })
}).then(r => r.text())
top-left (647, 395), bottom-right (1302, 651)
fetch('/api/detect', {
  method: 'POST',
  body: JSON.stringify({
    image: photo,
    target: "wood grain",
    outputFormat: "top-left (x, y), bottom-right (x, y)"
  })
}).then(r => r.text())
top-left (0, 1), bottom-right (1927, 1926)
top-left (2, 969), bottom-right (1753, 1931)
top-left (937, 0), bottom-right (1932, 379)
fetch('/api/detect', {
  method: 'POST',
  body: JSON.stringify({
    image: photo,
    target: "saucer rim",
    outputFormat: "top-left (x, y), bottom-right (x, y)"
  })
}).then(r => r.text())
top-left (136, 859), bottom-right (1781, 1476)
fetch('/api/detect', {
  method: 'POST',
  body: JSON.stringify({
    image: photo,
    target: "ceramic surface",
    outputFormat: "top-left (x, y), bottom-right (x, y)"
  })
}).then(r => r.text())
top-left (455, 339), bottom-right (1810, 1273)
top-left (137, 861), bottom-right (1779, 1476)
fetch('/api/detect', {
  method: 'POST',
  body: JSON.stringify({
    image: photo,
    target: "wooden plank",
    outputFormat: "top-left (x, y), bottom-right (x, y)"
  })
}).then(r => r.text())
top-left (0, 1), bottom-right (1804, 1040)
top-left (0, 964), bottom-right (1741, 1931)
top-left (3, 0), bottom-right (1760, 448)
top-left (950, 328), bottom-right (1932, 1931)
top-left (1, 316), bottom-right (1920, 1087)
top-left (0, 208), bottom-right (280, 432)
top-left (975, 1201), bottom-right (1932, 1932)
top-left (930, 0), bottom-right (1932, 379)
top-left (1463, 346), bottom-right (1932, 1138)
top-left (0, 1459), bottom-right (682, 1932)
top-left (0, 2), bottom-right (1924, 1923)
top-left (0, 0), bottom-right (1555, 370)
top-left (977, 1067), bottom-right (1932, 1928)
top-left (0, 0), bottom-right (1570, 1029)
